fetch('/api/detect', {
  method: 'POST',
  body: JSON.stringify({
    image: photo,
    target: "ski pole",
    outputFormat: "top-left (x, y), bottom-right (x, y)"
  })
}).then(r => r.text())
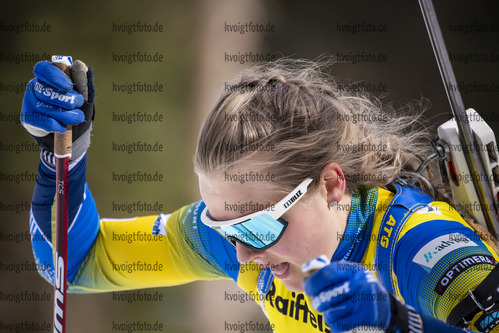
top-left (418, 0), bottom-right (499, 235)
top-left (51, 55), bottom-right (73, 333)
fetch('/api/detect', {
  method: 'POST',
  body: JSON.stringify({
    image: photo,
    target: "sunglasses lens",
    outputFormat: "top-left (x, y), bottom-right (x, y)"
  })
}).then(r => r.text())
top-left (217, 214), bottom-right (286, 250)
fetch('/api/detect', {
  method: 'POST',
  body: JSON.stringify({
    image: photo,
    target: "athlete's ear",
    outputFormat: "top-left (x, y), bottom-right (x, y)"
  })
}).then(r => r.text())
top-left (320, 162), bottom-right (346, 205)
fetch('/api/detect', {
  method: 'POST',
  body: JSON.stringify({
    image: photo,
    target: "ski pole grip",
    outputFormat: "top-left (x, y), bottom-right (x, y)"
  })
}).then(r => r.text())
top-left (301, 255), bottom-right (331, 286)
top-left (52, 58), bottom-right (73, 158)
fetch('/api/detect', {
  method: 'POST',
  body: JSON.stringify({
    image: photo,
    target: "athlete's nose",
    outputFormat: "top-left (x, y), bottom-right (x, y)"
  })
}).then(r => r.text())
top-left (235, 241), bottom-right (261, 264)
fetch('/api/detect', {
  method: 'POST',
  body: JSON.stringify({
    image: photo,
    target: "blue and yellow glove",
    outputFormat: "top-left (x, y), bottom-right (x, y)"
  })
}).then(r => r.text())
top-left (21, 57), bottom-right (95, 166)
top-left (303, 259), bottom-right (392, 332)
top-left (303, 257), bottom-right (473, 333)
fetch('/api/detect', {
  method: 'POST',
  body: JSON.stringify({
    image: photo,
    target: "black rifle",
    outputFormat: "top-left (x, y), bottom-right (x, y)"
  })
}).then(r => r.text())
top-left (418, 0), bottom-right (499, 236)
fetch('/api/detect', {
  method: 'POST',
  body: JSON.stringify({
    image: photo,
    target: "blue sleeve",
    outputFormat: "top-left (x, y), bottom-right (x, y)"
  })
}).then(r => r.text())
top-left (393, 219), bottom-right (496, 320)
top-left (30, 154), bottom-right (100, 284)
top-left (177, 200), bottom-right (241, 281)
top-left (30, 154), bottom-right (240, 288)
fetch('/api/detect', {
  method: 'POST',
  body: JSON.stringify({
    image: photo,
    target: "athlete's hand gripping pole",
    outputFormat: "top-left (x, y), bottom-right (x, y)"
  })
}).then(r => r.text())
top-left (51, 55), bottom-right (73, 333)
top-left (20, 53), bottom-right (94, 331)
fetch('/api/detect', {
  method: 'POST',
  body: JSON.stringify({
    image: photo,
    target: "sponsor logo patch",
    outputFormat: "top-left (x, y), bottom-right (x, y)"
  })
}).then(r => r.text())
top-left (477, 310), bottom-right (499, 332)
top-left (416, 203), bottom-right (441, 216)
top-left (151, 214), bottom-right (169, 236)
top-left (412, 233), bottom-right (478, 270)
top-left (434, 254), bottom-right (495, 295)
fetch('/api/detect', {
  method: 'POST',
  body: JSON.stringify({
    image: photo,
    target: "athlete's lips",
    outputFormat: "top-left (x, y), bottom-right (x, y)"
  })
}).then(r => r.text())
top-left (271, 262), bottom-right (290, 279)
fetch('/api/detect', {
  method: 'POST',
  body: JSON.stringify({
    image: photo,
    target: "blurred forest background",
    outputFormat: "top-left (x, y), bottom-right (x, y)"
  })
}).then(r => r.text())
top-left (0, 0), bottom-right (498, 332)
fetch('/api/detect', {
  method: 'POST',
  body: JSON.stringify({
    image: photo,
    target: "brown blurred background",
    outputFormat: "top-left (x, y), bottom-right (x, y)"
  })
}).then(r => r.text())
top-left (0, 0), bottom-right (498, 332)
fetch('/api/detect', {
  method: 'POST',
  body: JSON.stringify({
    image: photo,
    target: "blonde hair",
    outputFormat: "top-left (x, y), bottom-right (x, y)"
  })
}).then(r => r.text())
top-left (194, 59), bottom-right (440, 196)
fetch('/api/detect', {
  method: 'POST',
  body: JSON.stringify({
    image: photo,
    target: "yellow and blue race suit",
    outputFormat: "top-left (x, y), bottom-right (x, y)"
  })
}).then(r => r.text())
top-left (29, 154), bottom-right (499, 332)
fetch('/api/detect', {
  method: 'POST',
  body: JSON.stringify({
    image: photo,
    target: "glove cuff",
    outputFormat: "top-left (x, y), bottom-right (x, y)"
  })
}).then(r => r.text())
top-left (72, 123), bottom-right (92, 163)
top-left (41, 123), bottom-right (91, 169)
top-left (386, 293), bottom-right (423, 333)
